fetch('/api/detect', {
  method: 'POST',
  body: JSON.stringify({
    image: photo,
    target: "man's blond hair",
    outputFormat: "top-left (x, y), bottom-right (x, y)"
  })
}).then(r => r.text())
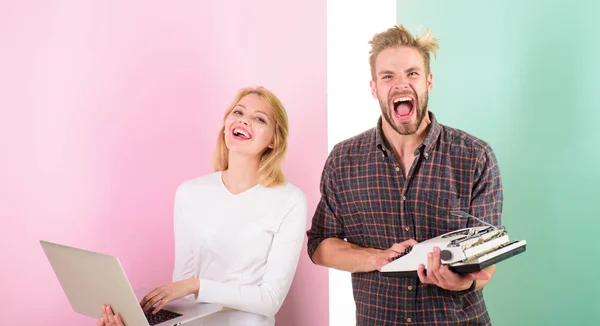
top-left (369, 24), bottom-right (440, 80)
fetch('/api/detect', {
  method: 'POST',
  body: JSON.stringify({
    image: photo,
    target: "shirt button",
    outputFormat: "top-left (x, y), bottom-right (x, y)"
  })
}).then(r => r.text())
top-left (405, 226), bottom-right (410, 231)
top-left (407, 317), bottom-right (412, 322)
top-left (395, 166), bottom-right (400, 172)
top-left (402, 195), bottom-right (406, 201)
top-left (408, 285), bottom-right (413, 290)
top-left (424, 152), bottom-right (429, 158)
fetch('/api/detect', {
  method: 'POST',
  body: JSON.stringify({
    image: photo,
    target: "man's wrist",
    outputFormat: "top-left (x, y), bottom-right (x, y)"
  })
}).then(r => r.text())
top-left (362, 248), bottom-right (382, 272)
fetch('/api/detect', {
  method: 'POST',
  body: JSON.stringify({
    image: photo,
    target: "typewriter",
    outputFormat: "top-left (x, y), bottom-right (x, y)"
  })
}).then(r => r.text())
top-left (381, 211), bottom-right (527, 277)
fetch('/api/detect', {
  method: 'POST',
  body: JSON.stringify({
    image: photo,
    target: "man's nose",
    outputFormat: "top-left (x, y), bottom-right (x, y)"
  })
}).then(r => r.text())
top-left (393, 77), bottom-right (410, 91)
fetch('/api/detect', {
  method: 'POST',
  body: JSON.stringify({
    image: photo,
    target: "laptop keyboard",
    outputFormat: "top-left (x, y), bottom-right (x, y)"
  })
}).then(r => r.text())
top-left (144, 309), bottom-right (183, 326)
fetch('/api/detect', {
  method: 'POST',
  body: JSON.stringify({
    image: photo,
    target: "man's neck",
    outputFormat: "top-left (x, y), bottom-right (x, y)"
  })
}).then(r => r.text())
top-left (382, 113), bottom-right (431, 161)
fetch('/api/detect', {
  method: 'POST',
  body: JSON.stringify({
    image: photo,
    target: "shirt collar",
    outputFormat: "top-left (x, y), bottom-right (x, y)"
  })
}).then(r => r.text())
top-left (375, 111), bottom-right (441, 158)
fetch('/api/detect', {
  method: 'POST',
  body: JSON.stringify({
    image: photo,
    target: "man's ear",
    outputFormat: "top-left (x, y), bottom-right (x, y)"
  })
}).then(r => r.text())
top-left (369, 79), bottom-right (378, 99)
top-left (427, 72), bottom-right (434, 92)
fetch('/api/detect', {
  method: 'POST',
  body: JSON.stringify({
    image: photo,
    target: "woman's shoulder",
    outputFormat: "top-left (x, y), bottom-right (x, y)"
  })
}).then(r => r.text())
top-left (176, 171), bottom-right (222, 195)
top-left (263, 182), bottom-right (307, 206)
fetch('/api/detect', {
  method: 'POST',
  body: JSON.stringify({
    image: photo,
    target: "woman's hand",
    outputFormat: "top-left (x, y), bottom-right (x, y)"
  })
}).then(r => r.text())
top-left (97, 305), bottom-right (125, 326)
top-left (140, 278), bottom-right (200, 314)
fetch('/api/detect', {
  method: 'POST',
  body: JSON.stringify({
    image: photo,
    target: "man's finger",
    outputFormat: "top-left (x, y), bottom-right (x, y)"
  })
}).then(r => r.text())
top-left (468, 270), bottom-right (491, 280)
top-left (436, 265), bottom-right (454, 288)
top-left (430, 247), bottom-right (441, 271)
top-left (425, 252), bottom-right (441, 284)
top-left (385, 250), bottom-right (399, 260)
top-left (400, 239), bottom-right (418, 247)
top-left (389, 243), bottom-right (406, 254)
top-left (417, 264), bottom-right (428, 283)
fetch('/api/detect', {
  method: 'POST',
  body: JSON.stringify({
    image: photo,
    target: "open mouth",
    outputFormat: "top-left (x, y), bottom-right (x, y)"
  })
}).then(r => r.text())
top-left (232, 127), bottom-right (252, 140)
top-left (393, 96), bottom-right (415, 119)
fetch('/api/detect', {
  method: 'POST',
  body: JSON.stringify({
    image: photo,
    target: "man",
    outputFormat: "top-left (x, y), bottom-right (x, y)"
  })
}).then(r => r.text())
top-left (307, 25), bottom-right (503, 325)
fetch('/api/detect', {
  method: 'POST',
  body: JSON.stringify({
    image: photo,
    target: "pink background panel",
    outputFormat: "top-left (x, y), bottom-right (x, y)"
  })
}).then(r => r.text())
top-left (0, 1), bottom-right (328, 325)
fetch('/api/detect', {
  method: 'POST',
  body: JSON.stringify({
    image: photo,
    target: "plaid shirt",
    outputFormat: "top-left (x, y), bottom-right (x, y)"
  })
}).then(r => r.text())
top-left (307, 112), bottom-right (503, 325)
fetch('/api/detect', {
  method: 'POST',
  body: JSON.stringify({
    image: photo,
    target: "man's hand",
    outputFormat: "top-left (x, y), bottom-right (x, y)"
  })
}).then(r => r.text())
top-left (140, 278), bottom-right (200, 314)
top-left (368, 239), bottom-right (418, 271)
top-left (417, 246), bottom-right (491, 291)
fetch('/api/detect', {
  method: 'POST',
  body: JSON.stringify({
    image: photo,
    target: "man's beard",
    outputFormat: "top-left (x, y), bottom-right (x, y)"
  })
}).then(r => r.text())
top-left (379, 90), bottom-right (428, 135)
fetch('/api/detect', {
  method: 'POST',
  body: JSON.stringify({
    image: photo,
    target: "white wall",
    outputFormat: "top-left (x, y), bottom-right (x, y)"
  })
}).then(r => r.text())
top-left (326, 1), bottom-right (397, 325)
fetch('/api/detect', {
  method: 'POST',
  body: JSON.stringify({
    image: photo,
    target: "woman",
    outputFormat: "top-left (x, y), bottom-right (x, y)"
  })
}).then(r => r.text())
top-left (99, 86), bottom-right (307, 326)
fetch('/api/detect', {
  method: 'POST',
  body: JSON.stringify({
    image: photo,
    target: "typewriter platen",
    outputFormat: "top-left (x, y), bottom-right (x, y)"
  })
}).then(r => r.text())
top-left (381, 211), bottom-right (527, 277)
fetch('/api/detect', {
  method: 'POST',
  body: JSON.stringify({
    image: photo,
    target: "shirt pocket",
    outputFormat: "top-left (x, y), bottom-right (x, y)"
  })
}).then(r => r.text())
top-left (417, 191), bottom-right (470, 239)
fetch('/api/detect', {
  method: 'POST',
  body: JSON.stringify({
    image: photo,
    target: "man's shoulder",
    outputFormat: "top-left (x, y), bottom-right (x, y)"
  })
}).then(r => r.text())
top-left (329, 127), bottom-right (376, 159)
top-left (439, 123), bottom-right (494, 154)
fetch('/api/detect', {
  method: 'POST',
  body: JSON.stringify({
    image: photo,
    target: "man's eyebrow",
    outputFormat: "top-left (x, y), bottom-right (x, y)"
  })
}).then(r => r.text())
top-left (378, 70), bottom-right (395, 76)
top-left (404, 66), bottom-right (422, 73)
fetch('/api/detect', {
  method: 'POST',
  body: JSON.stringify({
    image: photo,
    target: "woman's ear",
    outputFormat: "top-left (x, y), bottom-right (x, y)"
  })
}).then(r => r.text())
top-left (268, 142), bottom-right (274, 149)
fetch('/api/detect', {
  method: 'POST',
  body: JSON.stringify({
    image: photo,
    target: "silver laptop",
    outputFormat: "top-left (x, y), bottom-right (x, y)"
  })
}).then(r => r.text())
top-left (40, 240), bottom-right (222, 326)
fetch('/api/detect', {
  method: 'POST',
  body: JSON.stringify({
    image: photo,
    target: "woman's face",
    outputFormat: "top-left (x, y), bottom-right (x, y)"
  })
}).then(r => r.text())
top-left (224, 93), bottom-right (276, 157)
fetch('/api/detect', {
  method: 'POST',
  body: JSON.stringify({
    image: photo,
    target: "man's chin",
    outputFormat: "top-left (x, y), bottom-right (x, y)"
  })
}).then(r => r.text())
top-left (395, 126), bottom-right (418, 135)
top-left (392, 118), bottom-right (420, 135)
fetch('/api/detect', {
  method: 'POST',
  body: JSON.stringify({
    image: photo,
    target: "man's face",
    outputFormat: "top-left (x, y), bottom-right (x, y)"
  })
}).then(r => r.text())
top-left (370, 46), bottom-right (433, 135)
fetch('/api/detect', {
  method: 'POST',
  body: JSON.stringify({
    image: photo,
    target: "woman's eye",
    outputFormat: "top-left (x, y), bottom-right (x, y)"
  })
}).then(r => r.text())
top-left (255, 117), bottom-right (266, 123)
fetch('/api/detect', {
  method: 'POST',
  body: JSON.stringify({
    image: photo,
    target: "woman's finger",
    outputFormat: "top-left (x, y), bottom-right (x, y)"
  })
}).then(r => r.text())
top-left (153, 295), bottom-right (173, 314)
top-left (140, 287), bottom-right (161, 307)
top-left (145, 292), bottom-right (167, 313)
top-left (106, 305), bottom-right (117, 326)
top-left (114, 313), bottom-right (126, 326)
top-left (102, 305), bottom-right (111, 325)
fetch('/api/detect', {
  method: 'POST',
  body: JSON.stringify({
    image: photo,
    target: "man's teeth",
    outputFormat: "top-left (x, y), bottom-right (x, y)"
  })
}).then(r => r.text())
top-left (393, 97), bottom-right (412, 103)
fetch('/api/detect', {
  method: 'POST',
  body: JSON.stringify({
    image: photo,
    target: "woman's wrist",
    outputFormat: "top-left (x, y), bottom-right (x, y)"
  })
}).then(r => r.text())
top-left (191, 278), bottom-right (200, 296)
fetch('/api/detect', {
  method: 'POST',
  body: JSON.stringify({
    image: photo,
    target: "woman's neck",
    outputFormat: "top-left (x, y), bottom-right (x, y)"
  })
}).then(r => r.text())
top-left (222, 152), bottom-right (261, 193)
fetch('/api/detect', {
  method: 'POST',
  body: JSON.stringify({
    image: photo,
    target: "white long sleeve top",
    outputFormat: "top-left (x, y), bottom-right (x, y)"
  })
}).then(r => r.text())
top-left (172, 171), bottom-right (308, 326)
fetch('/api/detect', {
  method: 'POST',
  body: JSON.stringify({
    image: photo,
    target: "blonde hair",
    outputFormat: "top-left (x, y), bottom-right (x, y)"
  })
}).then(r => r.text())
top-left (369, 24), bottom-right (440, 80)
top-left (213, 86), bottom-right (289, 188)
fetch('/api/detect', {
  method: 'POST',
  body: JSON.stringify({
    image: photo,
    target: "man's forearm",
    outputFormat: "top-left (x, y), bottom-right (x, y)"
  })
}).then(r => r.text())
top-left (312, 238), bottom-right (380, 273)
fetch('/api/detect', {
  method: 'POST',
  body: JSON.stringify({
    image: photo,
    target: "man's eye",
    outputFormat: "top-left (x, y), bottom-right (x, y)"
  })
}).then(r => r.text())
top-left (408, 72), bottom-right (418, 76)
top-left (382, 75), bottom-right (392, 80)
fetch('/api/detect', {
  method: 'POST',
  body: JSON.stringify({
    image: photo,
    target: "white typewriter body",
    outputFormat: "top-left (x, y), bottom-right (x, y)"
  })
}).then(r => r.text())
top-left (381, 213), bottom-right (527, 277)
